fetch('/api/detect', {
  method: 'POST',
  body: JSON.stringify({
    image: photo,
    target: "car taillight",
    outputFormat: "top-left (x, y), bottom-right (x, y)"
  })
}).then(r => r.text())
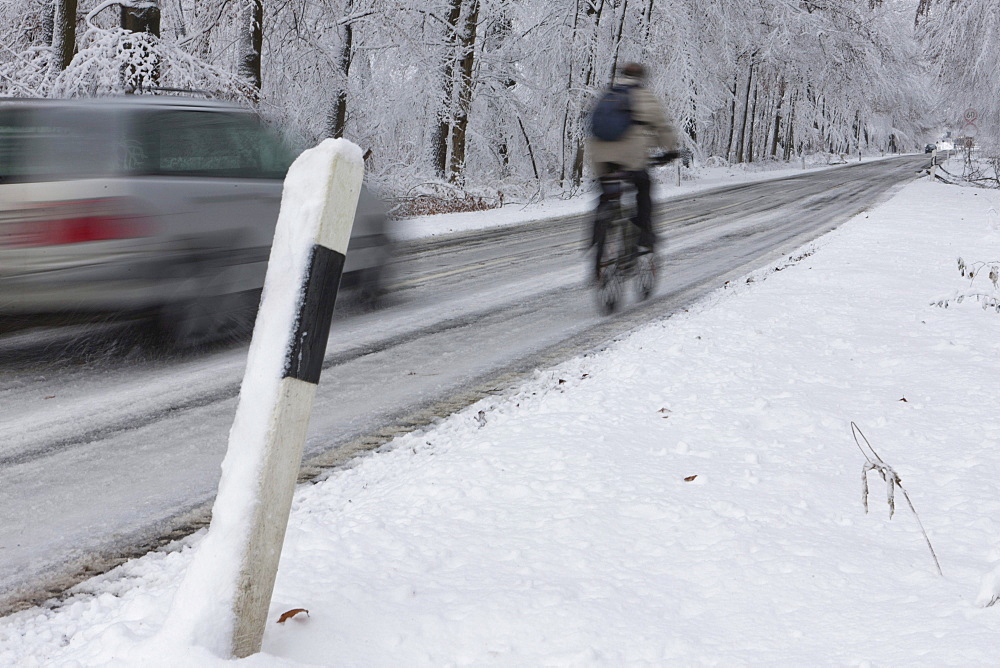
top-left (2, 198), bottom-right (151, 248)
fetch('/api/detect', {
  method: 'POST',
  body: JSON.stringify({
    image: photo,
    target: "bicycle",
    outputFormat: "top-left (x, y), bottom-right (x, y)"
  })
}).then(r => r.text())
top-left (592, 150), bottom-right (688, 315)
top-left (593, 172), bottom-right (655, 314)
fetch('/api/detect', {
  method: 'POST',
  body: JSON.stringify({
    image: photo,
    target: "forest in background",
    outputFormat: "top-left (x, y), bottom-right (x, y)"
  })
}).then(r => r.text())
top-left (0, 0), bottom-right (992, 203)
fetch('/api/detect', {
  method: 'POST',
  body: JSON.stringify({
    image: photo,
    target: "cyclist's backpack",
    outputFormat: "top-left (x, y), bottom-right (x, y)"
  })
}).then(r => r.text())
top-left (590, 85), bottom-right (633, 141)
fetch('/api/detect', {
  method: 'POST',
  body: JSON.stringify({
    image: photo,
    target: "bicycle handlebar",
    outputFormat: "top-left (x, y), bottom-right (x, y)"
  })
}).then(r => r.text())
top-left (651, 149), bottom-right (691, 166)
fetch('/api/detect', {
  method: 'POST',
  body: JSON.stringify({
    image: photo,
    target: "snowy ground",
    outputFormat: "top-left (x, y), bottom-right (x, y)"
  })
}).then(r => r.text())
top-left (5, 164), bottom-right (1000, 665)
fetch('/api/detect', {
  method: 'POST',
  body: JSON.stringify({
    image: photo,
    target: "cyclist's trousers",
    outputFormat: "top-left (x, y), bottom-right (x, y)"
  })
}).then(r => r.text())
top-left (595, 168), bottom-right (655, 249)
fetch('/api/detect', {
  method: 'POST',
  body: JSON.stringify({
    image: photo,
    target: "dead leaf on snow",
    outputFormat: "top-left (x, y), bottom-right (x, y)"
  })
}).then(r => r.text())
top-left (684, 475), bottom-right (698, 482)
top-left (277, 608), bottom-right (309, 624)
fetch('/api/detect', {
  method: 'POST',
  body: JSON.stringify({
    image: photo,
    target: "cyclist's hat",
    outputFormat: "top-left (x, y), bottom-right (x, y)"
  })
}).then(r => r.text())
top-left (619, 62), bottom-right (646, 80)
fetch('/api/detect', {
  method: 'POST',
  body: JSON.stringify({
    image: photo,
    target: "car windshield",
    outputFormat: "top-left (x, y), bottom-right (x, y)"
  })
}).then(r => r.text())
top-left (0, 104), bottom-right (298, 182)
top-left (130, 109), bottom-right (297, 179)
top-left (0, 106), bottom-right (123, 182)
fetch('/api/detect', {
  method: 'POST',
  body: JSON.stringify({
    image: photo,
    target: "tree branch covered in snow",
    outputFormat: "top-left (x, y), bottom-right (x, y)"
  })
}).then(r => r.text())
top-left (932, 257), bottom-right (1000, 314)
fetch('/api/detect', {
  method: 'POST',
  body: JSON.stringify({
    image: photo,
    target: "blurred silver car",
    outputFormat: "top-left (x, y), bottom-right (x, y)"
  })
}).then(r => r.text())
top-left (0, 96), bottom-right (391, 346)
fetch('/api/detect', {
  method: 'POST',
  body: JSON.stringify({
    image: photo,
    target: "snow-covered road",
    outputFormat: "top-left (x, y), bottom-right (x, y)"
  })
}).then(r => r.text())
top-left (0, 155), bottom-right (929, 614)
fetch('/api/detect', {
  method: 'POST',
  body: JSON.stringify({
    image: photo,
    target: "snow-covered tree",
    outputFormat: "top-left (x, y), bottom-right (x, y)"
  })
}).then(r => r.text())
top-left (919, 0), bottom-right (999, 145)
top-left (0, 0), bottom-right (937, 197)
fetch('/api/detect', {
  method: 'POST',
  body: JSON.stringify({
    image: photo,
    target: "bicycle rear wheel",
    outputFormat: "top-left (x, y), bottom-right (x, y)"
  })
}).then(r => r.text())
top-left (635, 249), bottom-right (655, 301)
top-left (596, 219), bottom-right (624, 314)
top-left (598, 263), bottom-right (623, 314)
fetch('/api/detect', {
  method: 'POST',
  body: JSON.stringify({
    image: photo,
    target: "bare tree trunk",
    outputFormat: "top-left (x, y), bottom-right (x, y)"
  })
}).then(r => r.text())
top-left (574, 19), bottom-right (600, 188)
top-left (559, 101), bottom-right (570, 184)
top-left (572, 0), bottom-right (604, 187)
top-left (853, 110), bottom-right (862, 153)
top-left (433, 0), bottom-right (463, 178)
top-left (684, 90), bottom-right (698, 143)
top-left (571, 141), bottom-right (586, 187)
top-left (120, 0), bottom-right (160, 91)
top-left (783, 93), bottom-right (796, 161)
top-left (609, 0), bottom-right (629, 81)
top-left (238, 0), bottom-right (264, 96)
top-left (120, 0), bottom-right (160, 35)
top-left (734, 59), bottom-right (754, 164)
top-left (761, 86), bottom-right (775, 157)
top-left (769, 79), bottom-right (786, 158)
top-left (725, 74), bottom-right (737, 162)
top-left (51, 0), bottom-right (77, 70)
top-left (915, 0), bottom-right (933, 24)
top-left (42, 1), bottom-right (55, 46)
top-left (518, 116), bottom-right (540, 181)
top-left (447, 0), bottom-right (480, 183)
top-left (642, 0), bottom-right (654, 42)
top-left (745, 77), bottom-right (759, 163)
top-left (171, 0), bottom-right (187, 38)
top-left (328, 1), bottom-right (354, 138)
top-left (486, 9), bottom-right (515, 176)
top-left (560, 0), bottom-right (580, 184)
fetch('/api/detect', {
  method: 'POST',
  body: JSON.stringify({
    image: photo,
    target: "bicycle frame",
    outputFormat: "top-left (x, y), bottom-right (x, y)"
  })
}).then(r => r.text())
top-left (596, 173), bottom-right (640, 273)
top-left (594, 171), bottom-right (655, 314)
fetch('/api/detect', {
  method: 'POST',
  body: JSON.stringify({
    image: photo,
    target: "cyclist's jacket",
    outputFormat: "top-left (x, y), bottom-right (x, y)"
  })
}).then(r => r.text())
top-left (587, 73), bottom-right (677, 174)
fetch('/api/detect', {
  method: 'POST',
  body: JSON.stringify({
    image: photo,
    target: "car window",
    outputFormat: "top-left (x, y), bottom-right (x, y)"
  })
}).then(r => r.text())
top-left (0, 107), bottom-right (122, 182)
top-left (133, 110), bottom-right (296, 179)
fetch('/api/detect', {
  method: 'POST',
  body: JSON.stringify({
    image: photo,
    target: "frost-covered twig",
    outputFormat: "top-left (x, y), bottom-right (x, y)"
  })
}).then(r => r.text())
top-left (852, 422), bottom-right (943, 577)
top-left (936, 155), bottom-right (1000, 189)
top-left (932, 257), bottom-right (1000, 313)
top-left (976, 564), bottom-right (1000, 608)
top-left (956, 257), bottom-right (1000, 286)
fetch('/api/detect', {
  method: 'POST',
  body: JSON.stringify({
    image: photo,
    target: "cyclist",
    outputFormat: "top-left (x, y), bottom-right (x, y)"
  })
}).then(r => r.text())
top-left (588, 62), bottom-right (679, 281)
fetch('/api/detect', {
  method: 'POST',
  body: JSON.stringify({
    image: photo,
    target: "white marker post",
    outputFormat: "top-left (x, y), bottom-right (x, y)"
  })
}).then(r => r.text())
top-left (155, 139), bottom-right (364, 659)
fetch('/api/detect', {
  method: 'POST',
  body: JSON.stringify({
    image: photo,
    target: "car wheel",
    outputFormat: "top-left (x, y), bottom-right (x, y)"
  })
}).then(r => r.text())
top-left (159, 289), bottom-right (259, 349)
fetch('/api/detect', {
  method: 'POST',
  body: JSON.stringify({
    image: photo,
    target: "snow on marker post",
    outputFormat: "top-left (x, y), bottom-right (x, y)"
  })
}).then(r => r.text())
top-left (154, 139), bottom-right (363, 659)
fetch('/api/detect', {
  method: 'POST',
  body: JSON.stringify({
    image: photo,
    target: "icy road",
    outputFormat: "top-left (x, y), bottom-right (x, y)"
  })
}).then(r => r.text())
top-left (0, 155), bottom-right (929, 613)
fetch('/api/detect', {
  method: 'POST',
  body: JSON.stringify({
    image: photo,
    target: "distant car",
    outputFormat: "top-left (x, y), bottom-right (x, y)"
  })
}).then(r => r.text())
top-left (924, 144), bottom-right (936, 153)
top-left (0, 96), bottom-right (391, 346)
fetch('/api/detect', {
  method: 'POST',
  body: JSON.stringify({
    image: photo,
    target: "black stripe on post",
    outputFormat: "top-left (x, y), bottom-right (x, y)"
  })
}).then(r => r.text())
top-left (282, 244), bottom-right (346, 384)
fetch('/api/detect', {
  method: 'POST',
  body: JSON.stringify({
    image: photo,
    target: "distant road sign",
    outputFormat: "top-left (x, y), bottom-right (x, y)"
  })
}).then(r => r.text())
top-left (964, 108), bottom-right (978, 123)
